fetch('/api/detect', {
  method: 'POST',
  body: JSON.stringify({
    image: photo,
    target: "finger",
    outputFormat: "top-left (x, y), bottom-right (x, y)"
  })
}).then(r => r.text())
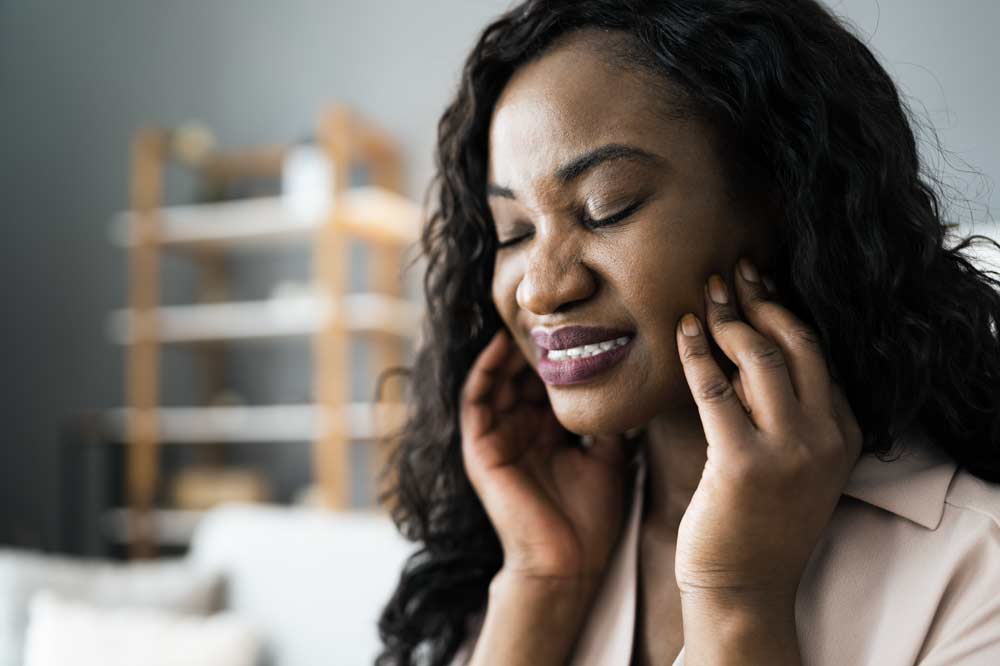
top-left (461, 330), bottom-right (516, 442)
top-left (461, 328), bottom-right (511, 407)
top-left (704, 274), bottom-right (798, 431)
top-left (732, 257), bottom-right (832, 411)
top-left (520, 369), bottom-right (548, 403)
top-left (460, 397), bottom-right (493, 447)
top-left (464, 328), bottom-right (528, 412)
top-left (676, 313), bottom-right (756, 445)
top-left (494, 341), bottom-right (531, 413)
top-left (731, 370), bottom-right (751, 416)
top-left (829, 381), bottom-right (863, 461)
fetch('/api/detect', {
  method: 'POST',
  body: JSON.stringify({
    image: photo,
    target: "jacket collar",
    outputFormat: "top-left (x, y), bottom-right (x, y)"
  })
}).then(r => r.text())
top-left (840, 424), bottom-right (958, 529)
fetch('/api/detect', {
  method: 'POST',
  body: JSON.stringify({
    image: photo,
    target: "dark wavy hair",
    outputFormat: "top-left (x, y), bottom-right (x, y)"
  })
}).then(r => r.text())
top-left (374, 1), bottom-right (1000, 663)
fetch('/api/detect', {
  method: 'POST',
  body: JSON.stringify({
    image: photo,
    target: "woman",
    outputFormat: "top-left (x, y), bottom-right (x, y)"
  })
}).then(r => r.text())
top-left (376, 1), bottom-right (1000, 664)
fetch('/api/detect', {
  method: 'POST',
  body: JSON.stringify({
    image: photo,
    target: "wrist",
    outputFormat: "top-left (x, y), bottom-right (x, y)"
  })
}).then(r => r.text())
top-left (678, 584), bottom-right (798, 617)
top-left (468, 569), bottom-right (600, 666)
top-left (491, 566), bottom-right (601, 599)
top-left (489, 567), bottom-right (601, 627)
top-left (680, 593), bottom-right (801, 666)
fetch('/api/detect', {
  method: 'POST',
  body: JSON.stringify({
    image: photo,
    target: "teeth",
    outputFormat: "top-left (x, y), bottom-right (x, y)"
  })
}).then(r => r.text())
top-left (547, 336), bottom-right (631, 361)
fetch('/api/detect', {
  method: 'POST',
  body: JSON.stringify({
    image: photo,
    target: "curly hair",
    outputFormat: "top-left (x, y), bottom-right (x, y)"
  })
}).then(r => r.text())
top-left (374, 1), bottom-right (1000, 664)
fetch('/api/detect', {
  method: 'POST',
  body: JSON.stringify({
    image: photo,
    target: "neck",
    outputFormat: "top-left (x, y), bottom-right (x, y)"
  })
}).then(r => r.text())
top-left (639, 409), bottom-right (709, 543)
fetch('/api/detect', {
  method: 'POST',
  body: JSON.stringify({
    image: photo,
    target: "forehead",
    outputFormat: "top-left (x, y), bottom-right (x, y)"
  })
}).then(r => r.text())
top-left (487, 31), bottom-right (679, 189)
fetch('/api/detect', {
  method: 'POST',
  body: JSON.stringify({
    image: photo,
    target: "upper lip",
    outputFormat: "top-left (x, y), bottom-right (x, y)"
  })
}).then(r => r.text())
top-left (531, 325), bottom-right (635, 351)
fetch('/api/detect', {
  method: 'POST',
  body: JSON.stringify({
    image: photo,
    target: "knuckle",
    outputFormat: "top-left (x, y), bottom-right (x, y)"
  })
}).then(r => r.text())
top-left (787, 442), bottom-right (814, 469)
top-left (697, 378), bottom-right (737, 404)
top-left (680, 342), bottom-right (712, 363)
top-left (828, 418), bottom-right (860, 452)
top-left (459, 377), bottom-right (475, 402)
top-left (709, 307), bottom-right (741, 334)
top-left (727, 449), bottom-right (764, 483)
top-left (813, 420), bottom-right (841, 446)
top-left (844, 418), bottom-right (863, 447)
top-left (741, 287), bottom-right (770, 311)
top-left (743, 343), bottom-right (786, 370)
top-left (789, 325), bottom-right (823, 351)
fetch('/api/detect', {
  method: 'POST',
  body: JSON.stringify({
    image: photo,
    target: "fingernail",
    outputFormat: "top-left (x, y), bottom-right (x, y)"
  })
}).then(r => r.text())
top-left (680, 313), bottom-right (701, 336)
top-left (707, 275), bottom-right (728, 304)
top-left (763, 276), bottom-right (776, 293)
top-left (738, 257), bottom-right (760, 283)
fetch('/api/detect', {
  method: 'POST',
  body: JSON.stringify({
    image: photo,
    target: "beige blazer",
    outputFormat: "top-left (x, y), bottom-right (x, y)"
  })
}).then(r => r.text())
top-left (452, 426), bottom-right (1000, 665)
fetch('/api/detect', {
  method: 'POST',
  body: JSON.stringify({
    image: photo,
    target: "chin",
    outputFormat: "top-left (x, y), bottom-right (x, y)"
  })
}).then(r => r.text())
top-left (548, 388), bottom-right (653, 438)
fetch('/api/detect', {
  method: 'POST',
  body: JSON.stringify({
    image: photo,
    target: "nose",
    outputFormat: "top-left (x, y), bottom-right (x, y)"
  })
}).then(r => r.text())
top-left (515, 232), bottom-right (596, 315)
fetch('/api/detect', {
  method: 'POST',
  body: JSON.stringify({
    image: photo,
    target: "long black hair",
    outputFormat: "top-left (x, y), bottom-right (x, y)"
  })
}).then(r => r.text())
top-left (374, 1), bottom-right (1000, 663)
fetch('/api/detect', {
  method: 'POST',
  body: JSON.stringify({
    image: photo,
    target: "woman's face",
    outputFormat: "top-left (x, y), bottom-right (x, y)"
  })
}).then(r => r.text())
top-left (487, 31), bottom-right (771, 437)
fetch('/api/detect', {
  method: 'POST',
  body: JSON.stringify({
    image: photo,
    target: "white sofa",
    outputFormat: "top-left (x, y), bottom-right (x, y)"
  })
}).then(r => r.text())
top-left (0, 504), bottom-right (417, 666)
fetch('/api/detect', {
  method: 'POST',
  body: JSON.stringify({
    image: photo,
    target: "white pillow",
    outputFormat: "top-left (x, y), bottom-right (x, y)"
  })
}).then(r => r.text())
top-left (0, 550), bottom-right (222, 666)
top-left (22, 591), bottom-right (261, 666)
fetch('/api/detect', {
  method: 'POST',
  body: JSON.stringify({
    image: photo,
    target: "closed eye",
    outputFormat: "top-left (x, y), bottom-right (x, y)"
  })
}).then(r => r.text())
top-left (497, 197), bottom-right (648, 249)
top-left (581, 197), bottom-right (648, 229)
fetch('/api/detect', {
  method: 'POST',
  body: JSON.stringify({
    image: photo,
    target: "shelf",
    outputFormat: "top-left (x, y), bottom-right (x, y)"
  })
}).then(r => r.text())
top-left (102, 402), bottom-right (408, 443)
top-left (108, 292), bottom-right (423, 344)
top-left (110, 186), bottom-right (424, 250)
top-left (110, 111), bottom-right (418, 554)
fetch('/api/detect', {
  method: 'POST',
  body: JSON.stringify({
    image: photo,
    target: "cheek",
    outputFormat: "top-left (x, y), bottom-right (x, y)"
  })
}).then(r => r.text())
top-left (616, 233), bottom-right (704, 322)
top-left (491, 258), bottom-right (519, 324)
top-left (622, 208), bottom-right (735, 322)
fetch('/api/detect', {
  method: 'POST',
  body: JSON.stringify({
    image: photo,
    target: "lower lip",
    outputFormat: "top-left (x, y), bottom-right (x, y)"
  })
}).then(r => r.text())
top-left (537, 336), bottom-right (635, 386)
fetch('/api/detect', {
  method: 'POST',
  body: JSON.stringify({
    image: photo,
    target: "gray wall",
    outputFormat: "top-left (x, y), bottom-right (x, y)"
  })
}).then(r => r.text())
top-left (831, 0), bottom-right (999, 232)
top-left (0, 1), bottom-right (997, 550)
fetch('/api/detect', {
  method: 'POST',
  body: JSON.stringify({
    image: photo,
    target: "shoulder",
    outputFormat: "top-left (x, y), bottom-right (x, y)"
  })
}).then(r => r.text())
top-left (932, 467), bottom-right (1000, 578)
top-left (917, 469), bottom-right (1000, 663)
top-left (812, 436), bottom-right (1000, 593)
top-left (802, 460), bottom-right (1000, 663)
top-left (943, 468), bottom-right (1000, 530)
top-left (931, 467), bottom-right (1000, 582)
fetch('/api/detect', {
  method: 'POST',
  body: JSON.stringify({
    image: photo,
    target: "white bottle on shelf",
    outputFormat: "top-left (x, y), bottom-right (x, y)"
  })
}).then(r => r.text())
top-left (281, 143), bottom-right (335, 222)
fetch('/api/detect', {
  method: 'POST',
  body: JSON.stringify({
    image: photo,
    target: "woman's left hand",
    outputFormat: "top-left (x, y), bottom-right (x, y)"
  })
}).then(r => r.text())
top-left (673, 257), bottom-right (864, 612)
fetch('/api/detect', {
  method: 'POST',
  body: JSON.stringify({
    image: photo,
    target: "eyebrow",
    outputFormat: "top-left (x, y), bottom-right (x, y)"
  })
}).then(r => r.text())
top-left (487, 143), bottom-right (665, 199)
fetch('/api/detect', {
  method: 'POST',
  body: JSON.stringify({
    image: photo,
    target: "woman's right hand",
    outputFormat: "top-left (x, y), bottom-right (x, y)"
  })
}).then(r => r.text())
top-left (460, 327), bottom-right (638, 586)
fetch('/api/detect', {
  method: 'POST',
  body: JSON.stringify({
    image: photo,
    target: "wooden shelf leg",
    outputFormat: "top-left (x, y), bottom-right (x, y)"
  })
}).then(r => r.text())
top-left (125, 128), bottom-right (166, 558)
top-left (370, 243), bottom-right (405, 507)
top-left (313, 222), bottom-right (350, 509)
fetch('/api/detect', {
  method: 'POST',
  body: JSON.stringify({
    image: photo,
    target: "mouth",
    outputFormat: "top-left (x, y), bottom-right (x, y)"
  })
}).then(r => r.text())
top-left (531, 325), bottom-right (636, 386)
top-left (531, 325), bottom-right (635, 352)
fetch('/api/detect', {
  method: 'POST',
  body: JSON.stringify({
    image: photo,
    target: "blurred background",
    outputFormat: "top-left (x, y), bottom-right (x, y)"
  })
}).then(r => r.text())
top-left (0, 1), bottom-right (997, 664)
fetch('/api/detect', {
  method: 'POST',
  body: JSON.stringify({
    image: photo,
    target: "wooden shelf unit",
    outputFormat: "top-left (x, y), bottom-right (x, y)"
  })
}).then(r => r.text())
top-left (115, 104), bottom-right (419, 558)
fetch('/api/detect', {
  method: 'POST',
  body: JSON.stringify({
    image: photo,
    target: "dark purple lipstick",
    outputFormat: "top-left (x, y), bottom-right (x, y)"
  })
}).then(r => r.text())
top-left (532, 325), bottom-right (635, 386)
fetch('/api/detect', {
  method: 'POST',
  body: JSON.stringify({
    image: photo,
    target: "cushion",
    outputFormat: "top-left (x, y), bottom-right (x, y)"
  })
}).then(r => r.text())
top-left (0, 550), bottom-right (222, 666)
top-left (23, 590), bottom-right (260, 666)
top-left (188, 503), bottom-right (417, 666)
